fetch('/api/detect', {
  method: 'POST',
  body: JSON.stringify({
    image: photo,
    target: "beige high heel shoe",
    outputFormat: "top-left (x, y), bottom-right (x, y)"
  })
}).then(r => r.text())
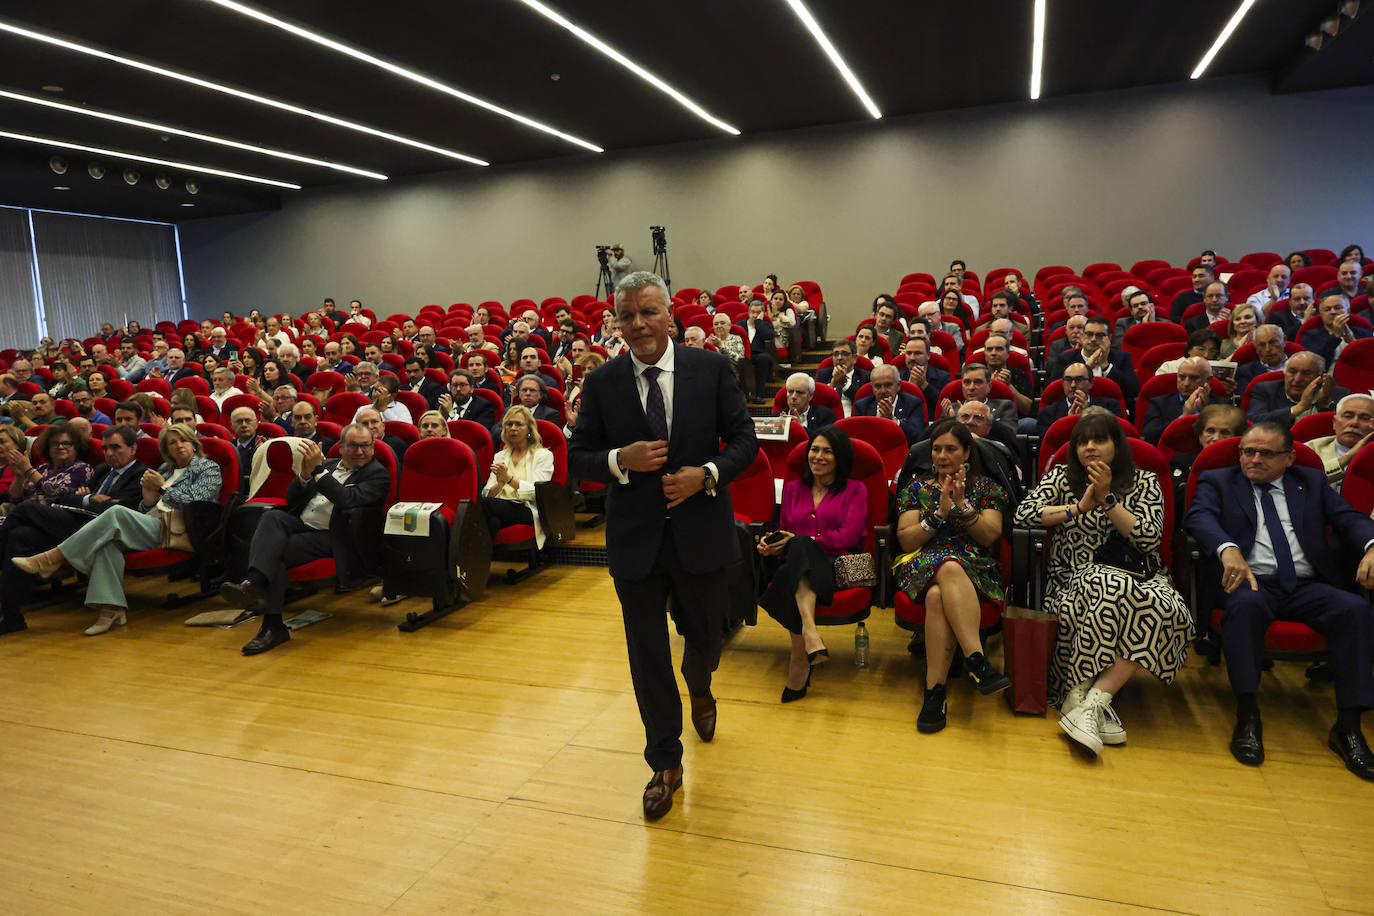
top-left (84, 605), bottom-right (127, 636)
top-left (12, 548), bottom-right (65, 580)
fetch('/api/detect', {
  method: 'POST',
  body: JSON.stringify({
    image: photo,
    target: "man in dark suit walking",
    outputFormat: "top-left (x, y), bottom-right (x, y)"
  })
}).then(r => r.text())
top-left (779, 373), bottom-right (835, 437)
top-left (1185, 422), bottom-right (1374, 779)
top-left (220, 423), bottom-right (391, 655)
top-left (0, 424), bottom-right (149, 634)
top-left (568, 271), bottom-right (757, 820)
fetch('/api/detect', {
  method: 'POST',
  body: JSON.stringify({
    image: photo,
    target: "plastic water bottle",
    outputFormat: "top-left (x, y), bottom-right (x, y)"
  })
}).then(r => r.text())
top-left (854, 622), bottom-right (869, 668)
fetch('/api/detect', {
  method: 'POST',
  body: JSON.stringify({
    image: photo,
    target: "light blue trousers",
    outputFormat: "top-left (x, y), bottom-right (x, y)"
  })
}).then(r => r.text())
top-left (57, 506), bottom-right (162, 609)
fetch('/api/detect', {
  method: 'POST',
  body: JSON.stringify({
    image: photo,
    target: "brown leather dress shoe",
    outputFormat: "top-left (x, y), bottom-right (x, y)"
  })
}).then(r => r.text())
top-left (690, 692), bottom-right (717, 743)
top-left (242, 623), bottom-right (290, 656)
top-left (642, 767), bottom-right (683, 820)
top-left (220, 579), bottom-right (267, 611)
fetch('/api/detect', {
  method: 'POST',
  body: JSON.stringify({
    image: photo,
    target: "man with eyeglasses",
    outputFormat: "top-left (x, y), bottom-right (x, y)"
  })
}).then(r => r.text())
top-left (69, 390), bottom-right (111, 426)
top-left (1246, 351), bottom-right (1349, 426)
top-left (1057, 314), bottom-right (1139, 405)
top-left (549, 320), bottom-right (580, 362)
top-left (1186, 422), bottom-right (1374, 779)
top-left (438, 369), bottom-right (495, 427)
top-left (220, 422), bottom-right (390, 656)
top-left (815, 339), bottom-right (869, 413)
top-left (1037, 363), bottom-right (1123, 434)
top-left (853, 364), bottom-right (926, 445)
top-left (1140, 356), bottom-right (1225, 442)
top-left (1305, 394), bottom-right (1374, 490)
top-left (0, 425), bottom-right (148, 635)
top-left (1185, 281), bottom-right (1232, 334)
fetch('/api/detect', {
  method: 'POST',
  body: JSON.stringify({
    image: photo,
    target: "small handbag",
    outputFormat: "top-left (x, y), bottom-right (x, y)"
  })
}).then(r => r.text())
top-left (832, 552), bottom-right (877, 589)
top-left (1093, 532), bottom-right (1151, 579)
top-left (155, 508), bottom-right (194, 552)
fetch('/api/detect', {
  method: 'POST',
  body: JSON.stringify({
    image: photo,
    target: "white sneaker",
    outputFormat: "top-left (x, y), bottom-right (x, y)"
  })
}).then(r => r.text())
top-left (1060, 679), bottom-right (1092, 716)
top-left (369, 585), bottom-right (407, 607)
top-left (1098, 702), bottom-right (1127, 745)
top-left (1060, 687), bottom-right (1110, 755)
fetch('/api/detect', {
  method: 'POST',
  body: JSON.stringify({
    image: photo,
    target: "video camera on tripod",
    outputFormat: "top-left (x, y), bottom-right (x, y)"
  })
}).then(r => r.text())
top-left (650, 226), bottom-right (667, 255)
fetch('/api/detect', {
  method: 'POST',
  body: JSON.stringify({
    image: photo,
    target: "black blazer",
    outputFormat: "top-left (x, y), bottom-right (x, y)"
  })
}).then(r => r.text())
top-left (852, 392), bottom-right (927, 444)
top-left (449, 395), bottom-right (496, 428)
top-left (792, 404), bottom-right (836, 437)
top-left (568, 346), bottom-right (757, 580)
top-left (283, 456), bottom-right (391, 579)
top-left (900, 365), bottom-right (951, 418)
top-left (1245, 379), bottom-right (1351, 427)
top-left (51, 461), bottom-right (149, 513)
top-left (737, 318), bottom-right (775, 353)
top-left (1058, 349), bottom-right (1140, 405)
top-left (410, 378), bottom-right (446, 410)
top-left (815, 366), bottom-right (870, 402)
top-left (1140, 392), bottom-right (1225, 442)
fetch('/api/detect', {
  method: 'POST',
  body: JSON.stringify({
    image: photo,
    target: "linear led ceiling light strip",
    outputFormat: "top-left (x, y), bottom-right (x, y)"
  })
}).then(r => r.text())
top-left (0, 129), bottom-right (302, 189)
top-left (1030, 0), bottom-right (1046, 100)
top-left (1191, 0), bottom-right (1258, 79)
top-left (0, 87), bottom-right (388, 180)
top-left (0, 19), bottom-right (489, 166)
top-left (783, 0), bottom-right (881, 119)
top-left (202, 0), bottom-right (603, 152)
top-left (512, 0), bottom-right (740, 134)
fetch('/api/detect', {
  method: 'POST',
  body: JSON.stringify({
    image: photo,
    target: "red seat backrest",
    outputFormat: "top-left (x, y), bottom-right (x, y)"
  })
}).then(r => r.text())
top-left (398, 438), bottom-right (480, 506)
top-left (1184, 437), bottom-right (1323, 508)
top-left (1342, 444), bottom-right (1374, 515)
top-left (248, 439), bottom-right (299, 503)
top-left (834, 415), bottom-right (912, 482)
top-left (448, 419), bottom-right (495, 480)
top-left (783, 439), bottom-right (886, 556)
top-left (324, 392), bottom-right (371, 426)
top-left (727, 448), bottom-right (775, 525)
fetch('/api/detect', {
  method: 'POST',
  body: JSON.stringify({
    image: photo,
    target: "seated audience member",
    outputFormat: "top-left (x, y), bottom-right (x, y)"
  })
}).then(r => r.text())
top-left (1111, 289), bottom-right (1154, 347)
top-left (460, 324), bottom-right (496, 355)
top-left (320, 340), bottom-right (354, 376)
top-left (1219, 303), bottom-right (1260, 359)
top-left (209, 367), bottom-right (244, 409)
top-left (167, 403), bottom-right (197, 428)
top-left (222, 424), bottom-right (390, 655)
top-left (1140, 357), bottom-right (1225, 442)
top-left (1245, 351), bottom-right (1348, 426)
top-left (289, 401), bottom-right (335, 453)
top-left (266, 385), bottom-right (297, 431)
top-left (1305, 394), bottom-right (1374, 490)
top-left (126, 340), bottom-right (170, 384)
top-left (985, 289), bottom-right (1029, 336)
top-left (417, 410), bottom-right (450, 440)
top-left (708, 312), bottom-right (746, 386)
top-left (404, 357), bottom-right (445, 409)
top-left (362, 375), bottom-right (411, 423)
top-left (549, 319), bottom-right (580, 362)
top-left (1168, 404), bottom-right (1246, 516)
top-left (354, 408), bottom-right (408, 465)
top-left (12, 424), bottom-right (220, 636)
top-left (1037, 362), bottom-right (1123, 433)
top-left (159, 348), bottom-right (196, 386)
top-left (852, 326), bottom-right (884, 367)
top-left (109, 400), bottom-right (149, 435)
top-left (348, 360), bottom-right (379, 399)
top-left (1047, 289), bottom-right (1090, 334)
top-left (1170, 264), bottom-right (1214, 321)
top-left (1245, 263), bottom-right (1291, 314)
top-left (940, 272), bottom-right (980, 318)
top-left (682, 326), bottom-right (707, 348)
top-left (1015, 409), bottom-right (1191, 755)
top-left (853, 364), bottom-right (926, 445)
top-left (816, 339), bottom-right (870, 413)
top-left (786, 284), bottom-right (815, 328)
top-left (1, 424), bottom-right (92, 519)
top-left (1304, 294), bottom-right (1370, 365)
top-left (46, 359), bottom-right (85, 399)
top-left (1046, 315), bottom-right (1087, 378)
top-left (757, 426), bottom-right (866, 702)
top-left (0, 425), bottom-right (148, 635)
top-left (872, 300), bottom-right (904, 354)
top-left (981, 334), bottom-right (1033, 421)
top-left (954, 400), bottom-right (1020, 467)
top-left (415, 325), bottom-right (452, 355)
top-left (780, 373), bottom-right (836, 437)
top-left (515, 346), bottom-right (561, 393)
top-left (228, 407), bottom-right (269, 494)
top-left (1267, 283), bottom-right (1315, 341)
top-left (898, 336), bottom-right (950, 418)
top-left (1185, 422), bottom-right (1374, 779)
top-left (204, 327), bottom-right (239, 362)
top-left (439, 369), bottom-right (496, 426)
top-left (347, 300), bottom-right (371, 328)
top-left (1157, 327), bottom-right (1222, 376)
top-left (940, 364), bottom-right (1016, 431)
top-left (999, 273), bottom-right (1035, 313)
top-left (1331, 257), bottom-right (1364, 301)
top-left (591, 308), bottom-right (617, 347)
top-left (1058, 315), bottom-right (1140, 405)
top-left (276, 343), bottom-right (308, 390)
top-left (69, 389), bottom-right (111, 426)
top-left (894, 420), bottom-right (1011, 732)
top-left (22, 392), bottom-right (60, 428)
top-left (917, 300), bottom-right (965, 351)
top-left (1184, 281), bottom-right (1232, 334)
top-left (1286, 251), bottom-right (1312, 272)
top-left (115, 338), bottom-right (147, 380)
top-left (480, 405), bottom-right (555, 546)
top-left (0, 373), bottom-right (22, 405)
top-left (464, 352), bottom-right (505, 403)
top-left (1234, 325), bottom-right (1288, 395)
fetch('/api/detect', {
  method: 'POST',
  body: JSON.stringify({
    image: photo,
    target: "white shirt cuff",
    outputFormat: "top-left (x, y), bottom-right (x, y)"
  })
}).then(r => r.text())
top-left (704, 462), bottom-right (719, 496)
top-left (1216, 541), bottom-right (1239, 559)
top-left (608, 448), bottom-right (629, 485)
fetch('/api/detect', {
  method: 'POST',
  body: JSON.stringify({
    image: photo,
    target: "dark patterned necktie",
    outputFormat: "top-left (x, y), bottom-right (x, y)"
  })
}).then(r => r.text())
top-left (1258, 483), bottom-right (1297, 591)
top-left (642, 366), bottom-right (668, 440)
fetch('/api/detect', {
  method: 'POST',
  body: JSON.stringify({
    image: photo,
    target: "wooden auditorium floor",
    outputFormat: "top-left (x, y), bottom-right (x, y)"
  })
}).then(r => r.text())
top-left (2, 560), bottom-right (1372, 914)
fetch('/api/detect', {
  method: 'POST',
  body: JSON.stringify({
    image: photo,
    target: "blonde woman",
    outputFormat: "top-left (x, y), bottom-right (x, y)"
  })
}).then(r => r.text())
top-left (417, 409), bottom-right (450, 440)
top-left (480, 405), bottom-right (554, 547)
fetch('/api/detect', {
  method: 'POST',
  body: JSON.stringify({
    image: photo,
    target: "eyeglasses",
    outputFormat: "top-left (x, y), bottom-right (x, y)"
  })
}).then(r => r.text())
top-left (341, 441), bottom-right (373, 451)
top-left (1063, 376), bottom-right (1091, 384)
top-left (52, 441), bottom-right (73, 448)
top-left (830, 350), bottom-right (851, 357)
top-left (1240, 447), bottom-right (1290, 459)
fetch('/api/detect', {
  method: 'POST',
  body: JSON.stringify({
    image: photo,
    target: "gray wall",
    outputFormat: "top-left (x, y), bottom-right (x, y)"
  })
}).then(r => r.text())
top-left (179, 75), bottom-right (1374, 331)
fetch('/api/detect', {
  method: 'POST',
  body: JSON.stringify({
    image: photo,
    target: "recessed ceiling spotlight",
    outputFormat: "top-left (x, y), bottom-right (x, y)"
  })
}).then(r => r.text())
top-left (49, 155), bottom-right (68, 174)
top-left (1305, 32), bottom-right (1324, 50)
top-left (180, 202), bottom-right (195, 207)
top-left (51, 185), bottom-right (70, 190)
top-left (1321, 17), bottom-right (1341, 35)
top-left (87, 162), bottom-right (105, 179)
top-left (550, 73), bottom-right (561, 81)
top-left (155, 173), bottom-right (171, 189)
top-left (41, 84), bottom-right (63, 92)
top-left (1340, 0), bottom-right (1360, 17)
top-left (122, 167), bottom-right (140, 185)
top-left (185, 179), bottom-right (200, 194)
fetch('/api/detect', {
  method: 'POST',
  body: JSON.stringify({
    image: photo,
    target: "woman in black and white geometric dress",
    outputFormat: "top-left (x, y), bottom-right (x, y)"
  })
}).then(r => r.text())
top-left (1015, 409), bottom-right (1192, 755)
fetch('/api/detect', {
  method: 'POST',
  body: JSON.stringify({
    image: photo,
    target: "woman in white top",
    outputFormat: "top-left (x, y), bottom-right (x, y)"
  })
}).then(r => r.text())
top-left (767, 290), bottom-right (796, 329)
top-left (853, 326), bottom-right (885, 366)
top-left (481, 405), bottom-right (555, 548)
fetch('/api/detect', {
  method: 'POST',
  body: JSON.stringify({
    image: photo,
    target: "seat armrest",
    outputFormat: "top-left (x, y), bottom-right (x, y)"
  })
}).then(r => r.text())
top-left (535, 480), bottom-right (577, 546)
top-left (873, 524), bottom-right (895, 609)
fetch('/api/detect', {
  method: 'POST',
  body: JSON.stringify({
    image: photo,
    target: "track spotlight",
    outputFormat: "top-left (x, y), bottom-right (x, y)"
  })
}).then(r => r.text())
top-left (122, 167), bottom-right (140, 185)
top-left (185, 178), bottom-right (200, 194)
top-left (1340, 1), bottom-right (1360, 17)
top-left (1320, 17), bottom-right (1341, 34)
top-left (1305, 32), bottom-right (1324, 49)
top-left (87, 162), bottom-right (106, 179)
top-left (155, 173), bottom-right (170, 189)
top-left (49, 155), bottom-right (67, 174)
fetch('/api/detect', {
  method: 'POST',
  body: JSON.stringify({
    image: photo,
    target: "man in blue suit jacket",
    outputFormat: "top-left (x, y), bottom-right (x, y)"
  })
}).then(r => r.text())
top-left (852, 364), bottom-right (926, 445)
top-left (568, 272), bottom-right (758, 820)
top-left (1245, 351), bottom-right (1348, 427)
top-left (1139, 357), bottom-right (1227, 442)
top-left (778, 373), bottom-right (835, 437)
top-left (1185, 422), bottom-right (1374, 779)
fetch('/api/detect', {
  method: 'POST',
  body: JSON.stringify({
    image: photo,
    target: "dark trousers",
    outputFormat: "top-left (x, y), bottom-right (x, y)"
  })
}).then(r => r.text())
top-left (480, 496), bottom-right (533, 539)
top-left (1221, 576), bottom-right (1374, 708)
top-left (248, 512), bottom-right (333, 615)
top-left (0, 503), bottom-right (88, 616)
top-left (747, 351), bottom-right (774, 396)
top-left (613, 526), bottom-right (727, 771)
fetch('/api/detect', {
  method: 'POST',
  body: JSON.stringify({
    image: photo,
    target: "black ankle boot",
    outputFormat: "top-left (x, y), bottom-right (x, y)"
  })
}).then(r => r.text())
top-left (918, 684), bottom-right (947, 733)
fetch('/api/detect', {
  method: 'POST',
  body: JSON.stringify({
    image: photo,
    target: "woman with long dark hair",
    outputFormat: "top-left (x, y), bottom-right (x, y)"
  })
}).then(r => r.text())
top-left (894, 419), bottom-right (1010, 732)
top-left (756, 426), bottom-right (867, 702)
top-left (1014, 409), bottom-right (1191, 755)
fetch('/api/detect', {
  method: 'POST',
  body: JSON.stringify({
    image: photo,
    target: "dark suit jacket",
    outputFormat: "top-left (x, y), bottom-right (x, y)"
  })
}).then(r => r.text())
top-left (409, 378), bottom-right (446, 410)
top-left (853, 392), bottom-right (927, 444)
top-left (1170, 290), bottom-right (1204, 322)
top-left (1185, 465), bottom-right (1374, 587)
top-left (1304, 325), bottom-right (1371, 365)
top-left (737, 318), bottom-right (775, 355)
top-left (1184, 310), bottom-right (1227, 334)
top-left (51, 461), bottom-right (149, 513)
top-left (899, 365), bottom-right (951, 418)
top-left (1140, 392), bottom-right (1226, 442)
top-left (283, 456), bottom-right (391, 578)
top-left (1235, 359), bottom-right (1285, 397)
top-left (1036, 396), bottom-right (1122, 434)
top-left (1245, 379), bottom-right (1351, 426)
top-left (162, 366), bottom-right (197, 387)
top-left (567, 346), bottom-right (757, 580)
top-left (1266, 303), bottom-right (1302, 341)
top-left (815, 366), bottom-right (870, 402)
top-left (795, 404), bottom-right (836, 437)
top-left (207, 343), bottom-right (238, 362)
top-left (449, 395), bottom-right (495, 428)
top-left (1059, 349), bottom-right (1140, 405)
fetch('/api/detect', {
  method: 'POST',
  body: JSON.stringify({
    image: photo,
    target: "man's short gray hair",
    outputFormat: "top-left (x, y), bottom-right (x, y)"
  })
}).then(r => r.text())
top-left (212, 366), bottom-right (233, 379)
top-left (786, 372), bottom-right (815, 394)
top-left (354, 361), bottom-right (377, 374)
top-left (615, 271), bottom-right (670, 308)
top-left (1337, 393), bottom-right (1374, 413)
top-left (871, 363), bottom-right (900, 383)
top-left (340, 421), bottom-right (374, 443)
top-left (275, 385), bottom-right (297, 396)
top-left (277, 343), bottom-right (299, 359)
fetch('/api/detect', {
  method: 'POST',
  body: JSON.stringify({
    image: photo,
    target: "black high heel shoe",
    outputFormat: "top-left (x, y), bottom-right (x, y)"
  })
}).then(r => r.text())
top-left (807, 648), bottom-right (830, 665)
top-left (781, 664), bottom-right (814, 703)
